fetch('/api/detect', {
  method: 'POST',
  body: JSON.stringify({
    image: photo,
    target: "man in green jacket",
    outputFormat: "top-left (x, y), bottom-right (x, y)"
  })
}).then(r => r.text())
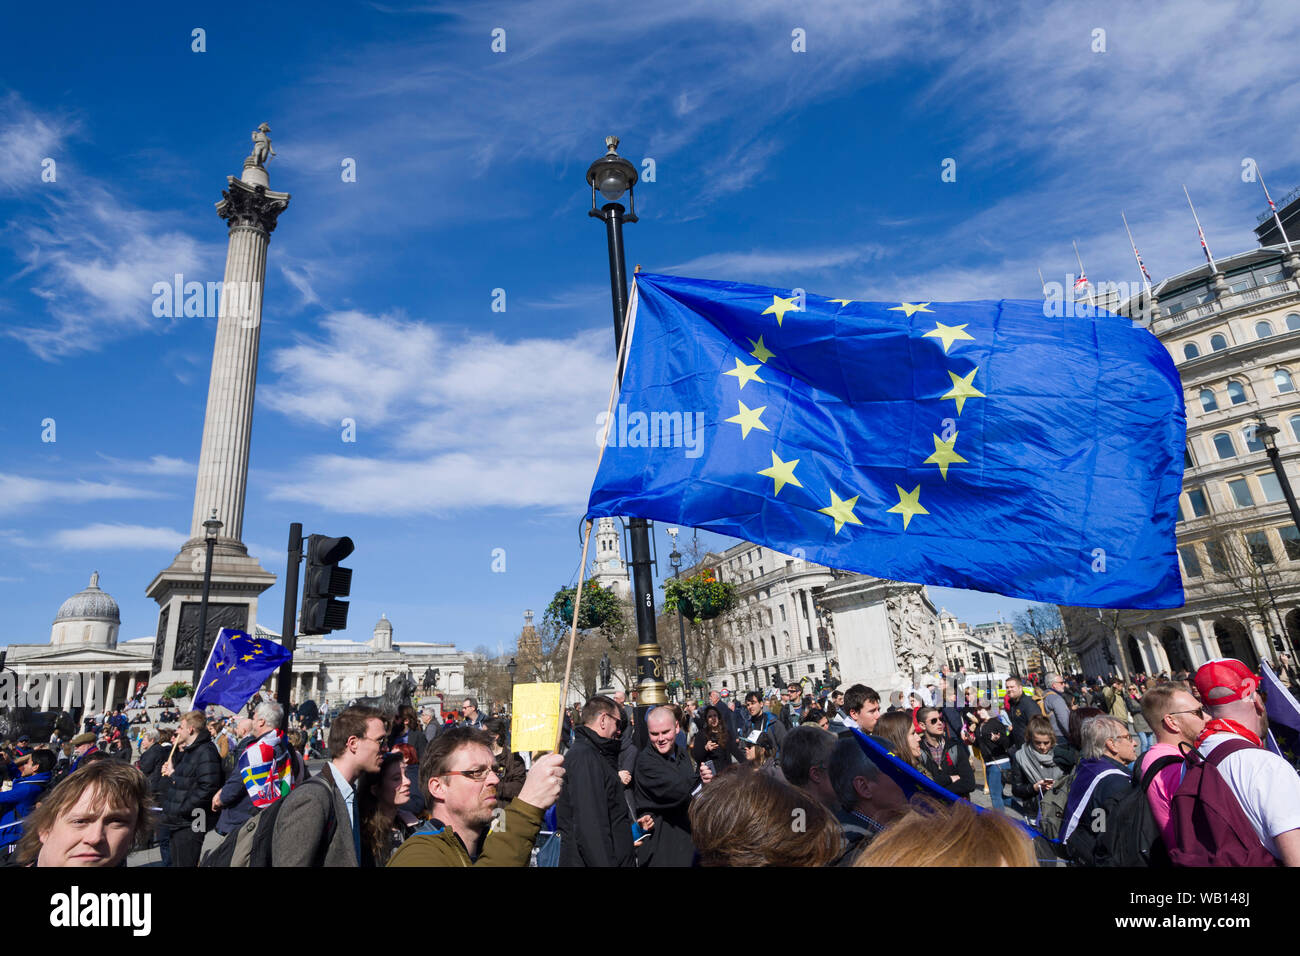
top-left (389, 727), bottom-right (564, 867)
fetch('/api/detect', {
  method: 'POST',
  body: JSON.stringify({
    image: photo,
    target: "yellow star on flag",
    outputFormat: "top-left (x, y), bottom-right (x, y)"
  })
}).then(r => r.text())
top-left (726, 400), bottom-right (770, 439)
top-left (227, 664), bottom-right (237, 674)
top-left (241, 654), bottom-right (256, 662)
top-left (830, 298), bottom-right (854, 307)
top-left (723, 357), bottom-right (766, 389)
top-left (942, 367), bottom-right (985, 415)
top-left (818, 490), bottom-right (863, 534)
top-left (762, 295), bottom-right (800, 326)
top-left (889, 302), bottom-right (933, 317)
top-left (924, 432), bottom-right (968, 479)
top-left (922, 321), bottom-right (975, 354)
top-left (757, 451), bottom-right (803, 497)
top-left (888, 484), bottom-right (929, 529)
top-left (251, 647), bottom-right (263, 654)
top-left (748, 335), bottom-right (775, 364)
top-left (207, 679), bottom-right (218, 689)
top-left (215, 660), bottom-right (225, 670)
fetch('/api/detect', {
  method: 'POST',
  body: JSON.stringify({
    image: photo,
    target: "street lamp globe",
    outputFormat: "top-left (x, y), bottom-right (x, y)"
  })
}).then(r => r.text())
top-left (203, 509), bottom-right (223, 540)
top-left (586, 136), bottom-right (639, 209)
top-left (1255, 416), bottom-right (1280, 450)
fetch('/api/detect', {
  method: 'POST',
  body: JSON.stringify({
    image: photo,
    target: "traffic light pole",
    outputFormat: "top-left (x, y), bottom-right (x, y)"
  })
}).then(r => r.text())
top-left (276, 522), bottom-right (303, 723)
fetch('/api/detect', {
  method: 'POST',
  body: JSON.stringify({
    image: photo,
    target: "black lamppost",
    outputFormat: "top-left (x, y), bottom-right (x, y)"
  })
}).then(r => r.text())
top-left (587, 134), bottom-right (665, 705)
top-left (506, 657), bottom-right (517, 710)
top-left (1255, 418), bottom-right (1300, 534)
top-left (666, 527), bottom-right (692, 696)
top-left (192, 509), bottom-right (223, 692)
top-left (667, 657), bottom-right (679, 700)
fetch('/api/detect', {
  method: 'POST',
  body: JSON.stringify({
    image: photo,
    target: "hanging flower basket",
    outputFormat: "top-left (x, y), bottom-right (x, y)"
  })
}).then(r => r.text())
top-left (663, 570), bottom-right (738, 623)
top-left (545, 580), bottom-right (621, 631)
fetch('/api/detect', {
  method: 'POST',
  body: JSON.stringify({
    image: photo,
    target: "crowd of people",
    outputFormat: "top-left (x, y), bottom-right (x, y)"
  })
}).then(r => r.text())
top-left (2, 658), bottom-right (1298, 867)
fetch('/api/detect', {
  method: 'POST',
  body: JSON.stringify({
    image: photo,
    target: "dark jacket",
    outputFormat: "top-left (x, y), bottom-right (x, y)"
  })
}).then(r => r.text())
top-left (976, 719), bottom-right (1012, 764)
top-left (917, 734), bottom-right (976, 796)
top-left (741, 709), bottom-right (787, 750)
top-left (1061, 755), bottom-right (1133, 862)
top-left (632, 742), bottom-right (699, 867)
top-left (137, 742), bottom-right (171, 800)
top-left (161, 729), bottom-right (223, 831)
top-left (271, 766), bottom-right (354, 867)
top-left (494, 749), bottom-right (528, 804)
top-left (1005, 694), bottom-right (1041, 748)
top-left (215, 733), bottom-right (259, 835)
top-left (556, 725), bottom-right (635, 867)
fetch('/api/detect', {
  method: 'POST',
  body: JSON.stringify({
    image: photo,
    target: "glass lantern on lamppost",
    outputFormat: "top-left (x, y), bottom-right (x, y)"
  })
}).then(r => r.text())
top-left (506, 657), bottom-right (517, 712)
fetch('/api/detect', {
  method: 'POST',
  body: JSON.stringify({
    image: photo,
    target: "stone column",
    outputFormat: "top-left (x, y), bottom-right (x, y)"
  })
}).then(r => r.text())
top-left (105, 673), bottom-right (118, 711)
top-left (63, 676), bottom-right (76, 712)
top-left (41, 676), bottom-right (55, 709)
top-left (1194, 619), bottom-right (1217, 663)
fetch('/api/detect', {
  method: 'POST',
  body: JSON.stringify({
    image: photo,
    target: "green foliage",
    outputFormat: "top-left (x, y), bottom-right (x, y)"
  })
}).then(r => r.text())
top-left (544, 580), bottom-right (623, 633)
top-left (163, 681), bottom-right (193, 700)
top-left (662, 570), bottom-right (738, 623)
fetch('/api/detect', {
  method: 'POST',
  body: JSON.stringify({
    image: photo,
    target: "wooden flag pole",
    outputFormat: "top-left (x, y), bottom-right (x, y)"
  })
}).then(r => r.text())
top-left (554, 278), bottom-right (641, 752)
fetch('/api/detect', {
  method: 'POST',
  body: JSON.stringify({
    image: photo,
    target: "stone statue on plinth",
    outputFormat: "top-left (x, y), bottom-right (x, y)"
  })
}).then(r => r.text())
top-left (249, 123), bottom-right (276, 167)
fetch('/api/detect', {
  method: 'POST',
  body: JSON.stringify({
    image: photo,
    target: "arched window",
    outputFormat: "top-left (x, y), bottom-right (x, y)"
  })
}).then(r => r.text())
top-left (1210, 334), bottom-right (1228, 351)
top-left (1288, 313), bottom-right (1300, 332)
top-left (1184, 445), bottom-right (1195, 468)
top-left (1200, 389), bottom-right (1218, 412)
top-left (1226, 381), bottom-right (1247, 405)
top-left (1183, 343), bottom-right (1200, 360)
top-left (1291, 414), bottom-right (1300, 442)
top-left (1243, 426), bottom-right (1265, 453)
top-left (1277, 369), bottom-right (1296, 394)
top-left (1256, 321), bottom-right (1274, 339)
top-left (1213, 432), bottom-right (1236, 459)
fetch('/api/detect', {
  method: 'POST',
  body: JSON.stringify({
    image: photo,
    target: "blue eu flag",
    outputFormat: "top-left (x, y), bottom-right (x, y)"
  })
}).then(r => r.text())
top-left (585, 273), bottom-right (1185, 608)
top-left (193, 628), bottom-right (292, 712)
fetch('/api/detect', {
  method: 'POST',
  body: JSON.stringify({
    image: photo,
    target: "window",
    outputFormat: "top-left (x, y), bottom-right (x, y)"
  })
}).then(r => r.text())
top-left (1178, 545), bottom-right (1202, 578)
top-left (1213, 433), bottom-right (1236, 459)
top-left (1200, 389), bottom-right (1218, 412)
top-left (1185, 446), bottom-right (1195, 469)
top-left (1276, 369), bottom-right (1295, 394)
top-left (1210, 334), bottom-right (1228, 351)
top-left (1288, 314), bottom-right (1300, 332)
top-left (1226, 381), bottom-right (1247, 405)
top-left (749, 642), bottom-right (755, 661)
top-left (1243, 426), bottom-right (1265, 453)
top-left (1205, 539), bottom-right (1229, 574)
top-left (1280, 526), bottom-right (1300, 560)
top-left (1258, 471), bottom-right (1285, 502)
top-left (1227, 478), bottom-right (1255, 507)
top-left (758, 565), bottom-right (764, 577)
top-left (1256, 321), bottom-right (1274, 339)
top-left (760, 638), bottom-right (766, 657)
top-left (808, 664), bottom-right (816, 674)
top-left (1248, 531), bottom-right (1274, 565)
top-left (1183, 343), bottom-right (1200, 360)
top-left (779, 604), bottom-right (786, 622)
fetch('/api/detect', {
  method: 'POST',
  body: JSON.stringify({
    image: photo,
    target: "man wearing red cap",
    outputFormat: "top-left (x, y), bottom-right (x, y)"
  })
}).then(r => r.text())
top-left (1187, 658), bottom-right (1300, 865)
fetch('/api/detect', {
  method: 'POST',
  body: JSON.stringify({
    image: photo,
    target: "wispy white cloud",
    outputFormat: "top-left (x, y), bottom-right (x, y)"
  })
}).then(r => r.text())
top-left (262, 310), bottom-right (611, 513)
top-left (96, 454), bottom-right (194, 477)
top-left (665, 245), bottom-right (886, 284)
top-left (0, 473), bottom-right (161, 516)
top-left (48, 523), bottom-right (185, 551)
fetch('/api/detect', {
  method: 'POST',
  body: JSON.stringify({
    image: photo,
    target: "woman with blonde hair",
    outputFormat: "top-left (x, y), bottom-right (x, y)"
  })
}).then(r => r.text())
top-left (854, 797), bottom-right (1037, 867)
top-left (690, 766), bottom-right (842, 866)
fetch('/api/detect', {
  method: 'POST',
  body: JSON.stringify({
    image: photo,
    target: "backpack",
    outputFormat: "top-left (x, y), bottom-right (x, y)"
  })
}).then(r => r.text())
top-left (1092, 755), bottom-right (1181, 867)
top-left (1036, 765), bottom-right (1078, 840)
top-left (1167, 737), bottom-right (1283, 867)
top-left (200, 774), bottom-right (335, 868)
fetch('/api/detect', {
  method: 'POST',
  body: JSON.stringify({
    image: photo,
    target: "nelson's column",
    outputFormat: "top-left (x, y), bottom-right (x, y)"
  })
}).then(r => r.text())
top-left (146, 124), bottom-right (289, 693)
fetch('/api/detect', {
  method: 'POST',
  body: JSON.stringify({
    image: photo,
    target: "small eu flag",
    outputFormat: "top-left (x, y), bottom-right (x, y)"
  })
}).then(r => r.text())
top-left (585, 273), bottom-right (1185, 608)
top-left (192, 628), bottom-right (292, 712)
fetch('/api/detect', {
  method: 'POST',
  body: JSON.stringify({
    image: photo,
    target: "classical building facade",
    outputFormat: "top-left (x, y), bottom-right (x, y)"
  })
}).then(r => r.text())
top-left (1065, 194), bottom-right (1300, 678)
top-left (937, 609), bottom-right (1013, 675)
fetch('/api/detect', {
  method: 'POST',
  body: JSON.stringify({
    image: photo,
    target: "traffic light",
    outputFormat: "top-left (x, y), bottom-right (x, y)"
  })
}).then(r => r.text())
top-left (300, 534), bottom-right (354, 635)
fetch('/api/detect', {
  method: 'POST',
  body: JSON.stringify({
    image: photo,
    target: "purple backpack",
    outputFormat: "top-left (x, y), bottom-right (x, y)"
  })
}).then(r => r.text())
top-left (1168, 737), bottom-right (1281, 867)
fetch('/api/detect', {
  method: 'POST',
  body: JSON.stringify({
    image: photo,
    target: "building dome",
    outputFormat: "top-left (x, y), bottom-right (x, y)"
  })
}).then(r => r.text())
top-left (371, 613), bottom-right (393, 651)
top-left (54, 571), bottom-right (121, 625)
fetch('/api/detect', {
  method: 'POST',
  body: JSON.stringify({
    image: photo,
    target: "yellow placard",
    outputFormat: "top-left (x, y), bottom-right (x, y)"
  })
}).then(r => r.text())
top-left (510, 683), bottom-right (564, 752)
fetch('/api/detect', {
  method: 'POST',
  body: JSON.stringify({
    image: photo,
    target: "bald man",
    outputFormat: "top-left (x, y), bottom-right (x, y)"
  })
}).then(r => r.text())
top-left (632, 707), bottom-right (713, 867)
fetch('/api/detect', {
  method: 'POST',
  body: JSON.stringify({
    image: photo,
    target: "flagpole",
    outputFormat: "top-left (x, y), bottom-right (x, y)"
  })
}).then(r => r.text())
top-left (1183, 185), bottom-right (1219, 271)
top-left (191, 627), bottom-right (225, 712)
top-left (554, 278), bottom-right (642, 752)
top-left (1036, 267), bottom-right (1047, 295)
top-left (1072, 240), bottom-right (1093, 305)
top-left (1257, 165), bottom-right (1295, 253)
top-left (1121, 211), bottom-right (1153, 295)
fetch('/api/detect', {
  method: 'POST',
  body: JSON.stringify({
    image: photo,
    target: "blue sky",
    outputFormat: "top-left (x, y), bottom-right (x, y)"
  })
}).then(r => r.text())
top-left (3, 0), bottom-right (1299, 653)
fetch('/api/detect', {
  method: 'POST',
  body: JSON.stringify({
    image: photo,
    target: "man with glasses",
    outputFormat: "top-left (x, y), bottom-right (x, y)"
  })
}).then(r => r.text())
top-left (915, 706), bottom-right (975, 798)
top-left (1060, 715), bottom-right (1137, 864)
top-left (1041, 674), bottom-right (1072, 742)
top-left (272, 704), bottom-right (388, 866)
top-left (1138, 682), bottom-right (1206, 852)
top-left (555, 695), bottom-right (635, 867)
top-left (460, 698), bottom-right (486, 730)
top-left (388, 727), bottom-right (564, 866)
